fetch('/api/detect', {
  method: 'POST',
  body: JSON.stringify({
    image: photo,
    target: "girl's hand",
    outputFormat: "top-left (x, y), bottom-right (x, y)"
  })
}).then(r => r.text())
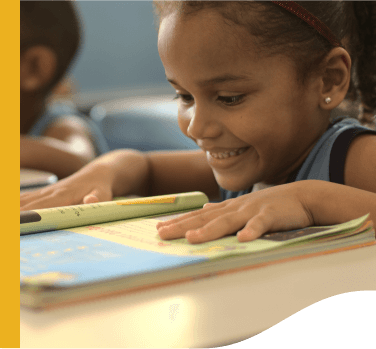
top-left (20, 163), bottom-right (113, 211)
top-left (157, 181), bottom-right (314, 243)
top-left (20, 149), bottom-right (151, 211)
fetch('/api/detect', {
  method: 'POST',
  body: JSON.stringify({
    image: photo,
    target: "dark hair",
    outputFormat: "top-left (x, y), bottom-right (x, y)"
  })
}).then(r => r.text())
top-left (154, 1), bottom-right (376, 126)
top-left (20, 1), bottom-right (81, 95)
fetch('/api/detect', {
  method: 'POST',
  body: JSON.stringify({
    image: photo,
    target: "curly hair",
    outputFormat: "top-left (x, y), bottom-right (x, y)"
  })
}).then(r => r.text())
top-left (154, 1), bottom-right (376, 127)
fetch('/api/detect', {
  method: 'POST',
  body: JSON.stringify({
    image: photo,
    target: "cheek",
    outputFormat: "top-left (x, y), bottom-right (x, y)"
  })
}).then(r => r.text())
top-left (177, 110), bottom-right (191, 137)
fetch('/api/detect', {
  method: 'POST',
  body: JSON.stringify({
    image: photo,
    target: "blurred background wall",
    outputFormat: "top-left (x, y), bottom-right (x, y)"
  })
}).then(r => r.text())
top-left (69, 1), bottom-right (169, 94)
top-left (64, 1), bottom-right (197, 152)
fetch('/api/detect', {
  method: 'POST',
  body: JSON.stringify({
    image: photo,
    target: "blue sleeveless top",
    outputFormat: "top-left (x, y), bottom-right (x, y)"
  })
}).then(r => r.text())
top-left (28, 100), bottom-right (109, 155)
top-left (220, 117), bottom-right (376, 201)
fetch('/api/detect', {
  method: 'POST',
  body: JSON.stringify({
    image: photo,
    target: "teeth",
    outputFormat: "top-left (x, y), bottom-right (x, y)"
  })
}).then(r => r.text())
top-left (208, 147), bottom-right (248, 159)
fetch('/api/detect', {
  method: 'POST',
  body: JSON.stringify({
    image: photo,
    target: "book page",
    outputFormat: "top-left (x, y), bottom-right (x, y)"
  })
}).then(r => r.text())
top-left (70, 215), bottom-right (370, 259)
top-left (70, 218), bottom-right (275, 258)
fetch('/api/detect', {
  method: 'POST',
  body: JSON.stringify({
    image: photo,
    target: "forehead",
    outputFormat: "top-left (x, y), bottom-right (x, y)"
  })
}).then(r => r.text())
top-left (158, 10), bottom-right (260, 78)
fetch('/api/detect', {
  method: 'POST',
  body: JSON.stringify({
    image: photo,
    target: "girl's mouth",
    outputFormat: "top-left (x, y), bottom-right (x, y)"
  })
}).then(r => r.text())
top-left (207, 147), bottom-right (249, 159)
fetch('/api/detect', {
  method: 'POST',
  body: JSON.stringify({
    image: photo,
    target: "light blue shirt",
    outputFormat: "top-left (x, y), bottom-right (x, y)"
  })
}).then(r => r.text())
top-left (28, 100), bottom-right (109, 155)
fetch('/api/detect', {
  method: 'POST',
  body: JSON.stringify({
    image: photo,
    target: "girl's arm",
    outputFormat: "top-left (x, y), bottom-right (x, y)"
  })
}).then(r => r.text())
top-left (309, 133), bottom-right (376, 226)
top-left (96, 149), bottom-right (219, 199)
top-left (157, 180), bottom-right (376, 244)
top-left (21, 117), bottom-right (96, 178)
top-left (20, 149), bottom-right (219, 210)
top-left (157, 134), bottom-right (376, 244)
top-left (146, 150), bottom-right (220, 198)
top-left (304, 181), bottom-right (376, 226)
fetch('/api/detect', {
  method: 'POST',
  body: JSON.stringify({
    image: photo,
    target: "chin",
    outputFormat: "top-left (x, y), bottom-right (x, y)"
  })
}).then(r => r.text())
top-left (214, 174), bottom-right (253, 192)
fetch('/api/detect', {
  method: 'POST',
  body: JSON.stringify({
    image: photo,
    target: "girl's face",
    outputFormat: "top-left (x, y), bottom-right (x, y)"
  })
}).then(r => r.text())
top-left (158, 10), bottom-right (330, 192)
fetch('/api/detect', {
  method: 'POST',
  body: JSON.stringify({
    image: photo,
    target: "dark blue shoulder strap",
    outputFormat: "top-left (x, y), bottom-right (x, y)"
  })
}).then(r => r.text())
top-left (329, 127), bottom-right (376, 184)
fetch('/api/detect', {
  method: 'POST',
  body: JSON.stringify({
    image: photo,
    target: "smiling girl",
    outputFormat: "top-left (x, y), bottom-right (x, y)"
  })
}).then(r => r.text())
top-left (21, 1), bottom-right (376, 244)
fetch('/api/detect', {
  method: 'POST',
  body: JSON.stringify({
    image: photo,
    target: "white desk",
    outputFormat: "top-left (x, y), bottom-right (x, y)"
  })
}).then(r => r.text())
top-left (21, 243), bottom-right (376, 348)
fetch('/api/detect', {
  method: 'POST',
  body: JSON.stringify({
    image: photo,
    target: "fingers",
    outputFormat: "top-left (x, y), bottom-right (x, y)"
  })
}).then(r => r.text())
top-left (203, 202), bottom-right (217, 209)
top-left (160, 183), bottom-right (313, 245)
top-left (20, 185), bottom-right (112, 211)
top-left (83, 194), bottom-right (100, 204)
top-left (20, 186), bottom-right (50, 203)
top-left (83, 188), bottom-right (111, 204)
top-left (20, 191), bottom-right (36, 206)
top-left (156, 202), bottom-right (221, 228)
top-left (21, 188), bottom-right (54, 210)
top-left (156, 210), bottom-right (216, 240)
top-left (236, 211), bottom-right (273, 242)
top-left (157, 202), bottom-right (250, 243)
top-left (20, 190), bottom-right (72, 211)
top-left (185, 211), bottom-right (249, 244)
top-left (158, 207), bottom-right (275, 244)
top-left (157, 200), bottom-right (285, 244)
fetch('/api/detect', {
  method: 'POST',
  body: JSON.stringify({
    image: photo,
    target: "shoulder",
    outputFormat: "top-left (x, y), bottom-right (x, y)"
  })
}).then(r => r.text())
top-left (344, 132), bottom-right (376, 193)
top-left (44, 115), bottom-right (91, 139)
top-left (28, 99), bottom-right (85, 136)
top-left (43, 99), bottom-right (91, 137)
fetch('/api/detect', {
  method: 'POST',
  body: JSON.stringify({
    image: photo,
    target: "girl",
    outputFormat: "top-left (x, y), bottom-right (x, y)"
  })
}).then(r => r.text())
top-left (21, 1), bottom-right (376, 244)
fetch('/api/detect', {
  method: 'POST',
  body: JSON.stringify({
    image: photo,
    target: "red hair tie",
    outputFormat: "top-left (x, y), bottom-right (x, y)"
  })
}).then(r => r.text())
top-left (271, 1), bottom-right (348, 68)
top-left (271, 1), bottom-right (341, 47)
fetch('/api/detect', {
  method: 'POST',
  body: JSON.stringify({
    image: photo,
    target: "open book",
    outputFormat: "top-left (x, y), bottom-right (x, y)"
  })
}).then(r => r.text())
top-left (20, 192), bottom-right (375, 309)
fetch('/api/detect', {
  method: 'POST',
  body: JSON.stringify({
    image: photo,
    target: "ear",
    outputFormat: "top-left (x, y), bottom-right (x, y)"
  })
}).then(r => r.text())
top-left (318, 47), bottom-right (351, 110)
top-left (20, 46), bottom-right (57, 92)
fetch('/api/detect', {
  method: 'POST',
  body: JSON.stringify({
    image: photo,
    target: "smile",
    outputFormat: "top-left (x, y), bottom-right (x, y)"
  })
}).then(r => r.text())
top-left (207, 147), bottom-right (248, 159)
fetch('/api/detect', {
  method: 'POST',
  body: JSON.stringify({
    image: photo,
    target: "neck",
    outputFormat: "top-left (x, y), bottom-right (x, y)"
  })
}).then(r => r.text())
top-left (262, 115), bottom-right (331, 187)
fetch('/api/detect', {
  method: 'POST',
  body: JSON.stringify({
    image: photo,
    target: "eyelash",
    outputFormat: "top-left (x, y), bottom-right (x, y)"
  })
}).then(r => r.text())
top-left (173, 94), bottom-right (245, 106)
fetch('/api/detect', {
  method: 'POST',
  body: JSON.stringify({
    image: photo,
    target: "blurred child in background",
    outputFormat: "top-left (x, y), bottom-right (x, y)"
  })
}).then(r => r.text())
top-left (21, 1), bottom-right (108, 179)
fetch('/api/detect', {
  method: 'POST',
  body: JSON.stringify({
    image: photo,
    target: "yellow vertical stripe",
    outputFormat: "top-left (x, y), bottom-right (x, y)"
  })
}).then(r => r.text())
top-left (1, 0), bottom-right (20, 347)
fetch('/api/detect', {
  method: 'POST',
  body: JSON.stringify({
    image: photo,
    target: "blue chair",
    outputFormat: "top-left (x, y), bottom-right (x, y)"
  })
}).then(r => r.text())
top-left (90, 95), bottom-right (199, 151)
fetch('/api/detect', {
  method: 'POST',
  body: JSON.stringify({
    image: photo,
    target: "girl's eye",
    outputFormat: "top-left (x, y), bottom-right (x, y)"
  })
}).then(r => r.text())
top-left (173, 94), bottom-right (245, 106)
top-left (174, 94), bottom-right (194, 104)
top-left (218, 95), bottom-right (245, 106)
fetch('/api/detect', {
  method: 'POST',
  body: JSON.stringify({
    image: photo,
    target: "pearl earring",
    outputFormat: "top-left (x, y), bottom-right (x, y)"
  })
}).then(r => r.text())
top-left (325, 97), bottom-right (332, 104)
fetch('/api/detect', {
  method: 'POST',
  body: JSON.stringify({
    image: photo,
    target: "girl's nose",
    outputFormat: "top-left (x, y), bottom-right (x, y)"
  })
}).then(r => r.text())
top-left (186, 103), bottom-right (222, 140)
